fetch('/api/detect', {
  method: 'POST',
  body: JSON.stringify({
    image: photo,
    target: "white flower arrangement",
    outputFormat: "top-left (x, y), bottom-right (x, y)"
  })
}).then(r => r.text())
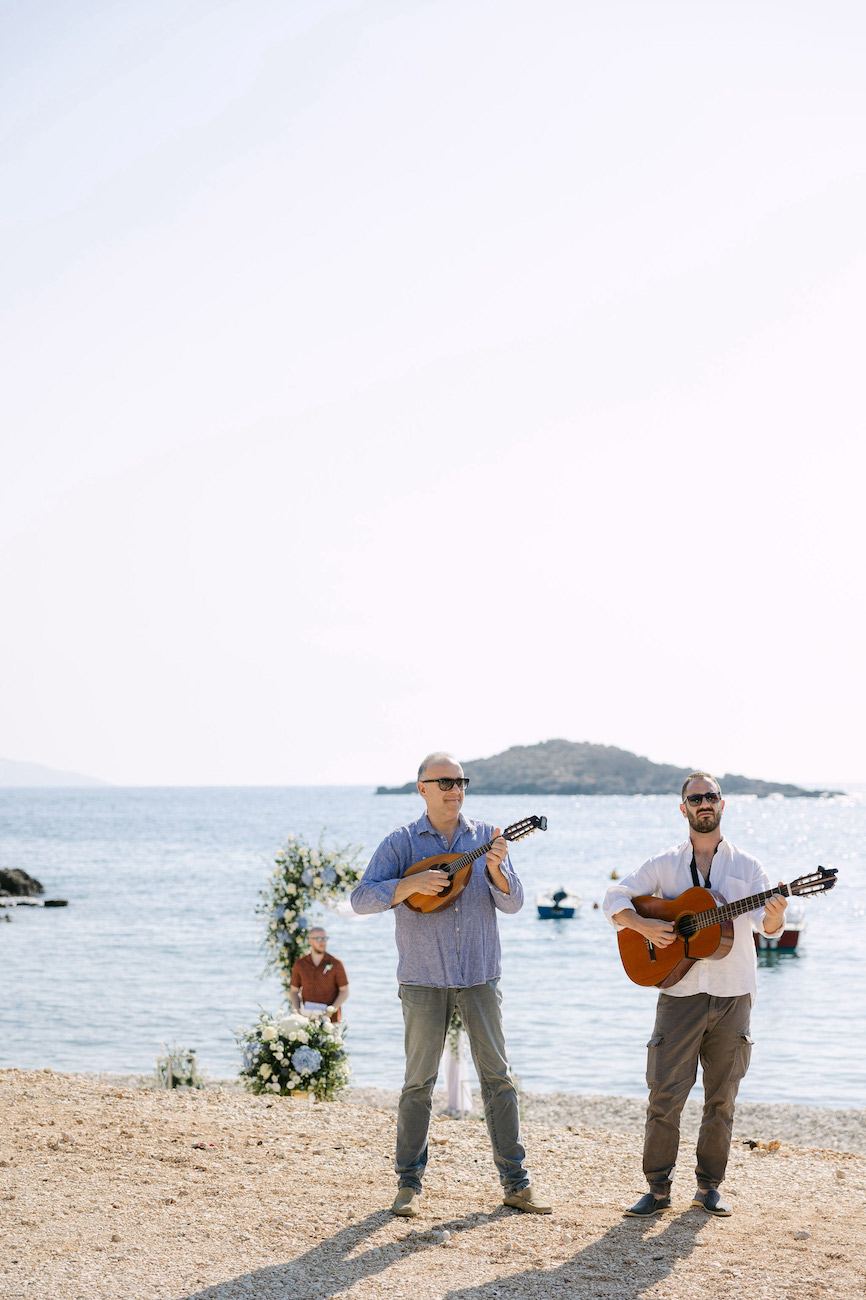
top-left (154, 1044), bottom-right (206, 1090)
top-left (258, 833), bottom-right (361, 993)
top-left (237, 1008), bottom-right (351, 1100)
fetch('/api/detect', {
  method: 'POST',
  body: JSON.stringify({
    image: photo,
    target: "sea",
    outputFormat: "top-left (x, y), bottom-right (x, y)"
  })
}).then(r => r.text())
top-left (1, 787), bottom-right (863, 1108)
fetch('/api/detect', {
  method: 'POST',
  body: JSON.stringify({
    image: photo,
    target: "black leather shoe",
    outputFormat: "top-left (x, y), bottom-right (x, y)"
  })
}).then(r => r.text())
top-left (692, 1189), bottom-right (732, 1216)
top-left (624, 1193), bottom-right (671, 1217)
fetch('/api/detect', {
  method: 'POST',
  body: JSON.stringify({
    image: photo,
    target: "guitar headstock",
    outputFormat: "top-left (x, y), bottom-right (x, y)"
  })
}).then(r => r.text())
top-left (503, 815), bottom-right (548, 842)
top-left (789, 866), bottom-right (838, 897)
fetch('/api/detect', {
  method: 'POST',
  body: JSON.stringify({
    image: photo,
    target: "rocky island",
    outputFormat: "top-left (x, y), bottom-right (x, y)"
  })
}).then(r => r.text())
top-left (376, 738), bottom-right (837, 797)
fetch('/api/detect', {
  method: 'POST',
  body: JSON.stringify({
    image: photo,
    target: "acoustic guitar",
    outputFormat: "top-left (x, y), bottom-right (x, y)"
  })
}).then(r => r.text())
top-left (400, 815), bottom-right (548, 914)
top-left (617, 866), bottom-right (837, 988)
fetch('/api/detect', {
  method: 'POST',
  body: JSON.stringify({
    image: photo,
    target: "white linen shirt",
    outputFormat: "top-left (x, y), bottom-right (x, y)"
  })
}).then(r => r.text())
top-left (603, 838), bottom-right (778, 1004)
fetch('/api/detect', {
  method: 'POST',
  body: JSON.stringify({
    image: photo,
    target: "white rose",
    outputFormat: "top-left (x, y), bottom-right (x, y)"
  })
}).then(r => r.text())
top-left (261, 1025), bottom-right (278, 1042)
top-left (259, 1064), bottom-right (272, 1079)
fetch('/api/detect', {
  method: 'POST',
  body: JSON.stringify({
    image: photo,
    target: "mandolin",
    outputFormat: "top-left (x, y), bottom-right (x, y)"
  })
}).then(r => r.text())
top-left (617, 866), bottom-right (837, 988)
top-left (400, 815), bottom-right (548, 914)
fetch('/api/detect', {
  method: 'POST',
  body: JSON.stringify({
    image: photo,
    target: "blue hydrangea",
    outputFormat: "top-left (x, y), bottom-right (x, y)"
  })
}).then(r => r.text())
top-left (301, 867), bottom-right (315, 885)
top-left (320, 866), bottom-right (336, 885)
top-left (242, 1040), bottom-right (264, 1071)
top-left (291, 1045), bottom-right (322, 1076)
top-left (272, 904), bottom-right (286, 921)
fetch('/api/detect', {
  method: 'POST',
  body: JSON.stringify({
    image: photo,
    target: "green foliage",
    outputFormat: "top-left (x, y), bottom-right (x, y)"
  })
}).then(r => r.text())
top-left (154, 1044), bottom-right (206, 1090)
top-left (237, 1008), bottom-right (351, 1101)
top-left (258, 833), bottom-right (362, 993)
top-left (447, 1008), bottom-right (465, 1056)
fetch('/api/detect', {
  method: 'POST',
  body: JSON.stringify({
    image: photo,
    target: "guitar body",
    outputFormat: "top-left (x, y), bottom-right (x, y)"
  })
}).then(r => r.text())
top-left (617, 886), bottom-right (735, 987)
top-left (401, 853), bottom-right (475, 914)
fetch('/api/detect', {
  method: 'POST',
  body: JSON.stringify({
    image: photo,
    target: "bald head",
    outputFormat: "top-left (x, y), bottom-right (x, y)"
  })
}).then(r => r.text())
top-left (417, 751), bottom-right (458, 781)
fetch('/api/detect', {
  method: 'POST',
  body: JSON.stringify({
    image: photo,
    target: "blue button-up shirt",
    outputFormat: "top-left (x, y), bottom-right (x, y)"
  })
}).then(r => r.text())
top-left (350, 811), bottom-right (524, 987)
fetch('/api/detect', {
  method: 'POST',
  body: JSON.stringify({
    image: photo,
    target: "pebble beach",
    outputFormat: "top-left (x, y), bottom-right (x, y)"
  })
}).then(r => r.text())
top-left (2, 1069), bottom-right (864, 1300)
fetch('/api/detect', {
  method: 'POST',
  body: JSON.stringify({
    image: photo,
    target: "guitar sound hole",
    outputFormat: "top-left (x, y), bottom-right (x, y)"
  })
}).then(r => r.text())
top-left (677, 915), bottom-right (697, 940)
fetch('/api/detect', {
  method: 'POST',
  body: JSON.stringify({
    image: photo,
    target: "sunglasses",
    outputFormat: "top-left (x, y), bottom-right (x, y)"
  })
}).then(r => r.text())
top-left (420, 777), bottom-right (470, 791)
top-left (684, 792), bottom-right (722, 806)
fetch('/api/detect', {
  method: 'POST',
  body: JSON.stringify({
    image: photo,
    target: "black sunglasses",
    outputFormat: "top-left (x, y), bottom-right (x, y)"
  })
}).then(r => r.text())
top-left (684, 792), bottom-right (722, 806)
top-left (420, 777), bottom-right (470, 791)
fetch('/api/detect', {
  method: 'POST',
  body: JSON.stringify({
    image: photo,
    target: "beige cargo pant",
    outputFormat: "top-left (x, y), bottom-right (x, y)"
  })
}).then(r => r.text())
top-left (643, 992), bottom-right (753, 1196)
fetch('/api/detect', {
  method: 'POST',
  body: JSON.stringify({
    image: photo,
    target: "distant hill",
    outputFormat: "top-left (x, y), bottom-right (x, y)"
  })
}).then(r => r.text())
top-left (0, 758), bottom-right (109, 787)
top-left (376, 739), bottom-right (838, 797)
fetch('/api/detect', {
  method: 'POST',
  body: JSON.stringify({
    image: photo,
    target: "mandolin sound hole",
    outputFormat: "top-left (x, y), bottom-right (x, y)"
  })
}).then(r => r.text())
top-left (677, 914), bottom-right (698, 939)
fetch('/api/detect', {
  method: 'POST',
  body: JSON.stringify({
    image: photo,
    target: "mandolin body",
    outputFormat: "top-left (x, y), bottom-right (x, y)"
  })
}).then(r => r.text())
top-left (617, 886), bottom-right (734, 987)
top-left (400, 853), bottom-right (475, 914)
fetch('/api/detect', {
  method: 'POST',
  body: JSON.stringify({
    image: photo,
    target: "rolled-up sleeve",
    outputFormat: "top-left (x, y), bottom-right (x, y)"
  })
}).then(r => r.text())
top-left (603, 860), bottom-right (660, 929)
top-left (350, 837), bottom-right (403, 914)
top-left (746, 861), bottom-right (778, 937)
top-left (485, 856), bottom-right (524, 913)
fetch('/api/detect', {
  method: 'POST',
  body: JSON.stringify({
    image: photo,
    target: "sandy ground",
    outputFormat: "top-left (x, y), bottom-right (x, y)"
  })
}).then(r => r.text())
top-left (2, 1069), bottom-right (864, 1300)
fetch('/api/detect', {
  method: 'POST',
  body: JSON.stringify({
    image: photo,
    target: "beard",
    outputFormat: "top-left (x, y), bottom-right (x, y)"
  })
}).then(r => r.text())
top-left (687, 807), bottom-right (722, 835)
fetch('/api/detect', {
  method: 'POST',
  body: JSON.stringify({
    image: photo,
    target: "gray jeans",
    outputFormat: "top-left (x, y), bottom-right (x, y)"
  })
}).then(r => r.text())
top-left (396, 979), bottom-right (528, 1193)
top-left (643, 992), bottom-right (753, 1195)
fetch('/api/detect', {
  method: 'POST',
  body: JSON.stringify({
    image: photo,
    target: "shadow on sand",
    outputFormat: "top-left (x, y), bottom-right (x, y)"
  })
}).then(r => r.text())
top-left (171, 1204), bottom-right (713, 1300)
top-left (443, 1209), bottom-right (713, 1298)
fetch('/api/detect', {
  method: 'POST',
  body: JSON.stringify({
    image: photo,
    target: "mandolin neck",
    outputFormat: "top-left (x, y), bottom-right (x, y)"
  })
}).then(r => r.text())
top-left (693, 882), bottom-right (791, 931)
top-left (444, 838), bottom-right (498, 878)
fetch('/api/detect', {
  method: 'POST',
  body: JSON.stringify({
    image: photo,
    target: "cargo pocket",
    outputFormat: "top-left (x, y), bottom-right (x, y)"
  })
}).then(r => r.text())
top-left (732, 1032), bottom-right (754, 1082)
top-left (646, 1033), bottom-right (665, 1086)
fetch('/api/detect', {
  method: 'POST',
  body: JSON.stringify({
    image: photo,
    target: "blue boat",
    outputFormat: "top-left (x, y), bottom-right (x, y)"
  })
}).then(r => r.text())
top-left (536, 888), bottom-right (582, 920)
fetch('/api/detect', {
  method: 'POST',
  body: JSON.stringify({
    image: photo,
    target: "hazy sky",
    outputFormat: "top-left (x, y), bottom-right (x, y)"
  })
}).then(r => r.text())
top-left (2, 0), bottom-right (864, 787)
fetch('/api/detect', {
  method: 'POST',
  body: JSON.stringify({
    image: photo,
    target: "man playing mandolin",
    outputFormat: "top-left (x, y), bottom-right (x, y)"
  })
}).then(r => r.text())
top-left (605, 772), bottom-right (788, 1218)
top-left (351, 751), bottom-right (550, 1217)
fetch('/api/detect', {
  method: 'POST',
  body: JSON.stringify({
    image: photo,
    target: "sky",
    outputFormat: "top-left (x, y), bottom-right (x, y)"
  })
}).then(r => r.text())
top-left (2, 0), bottom-right (865, 788)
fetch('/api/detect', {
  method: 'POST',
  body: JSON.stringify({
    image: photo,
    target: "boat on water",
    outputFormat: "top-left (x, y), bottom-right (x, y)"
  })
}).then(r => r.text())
top-left (536, 888), bottom-right (582, 919)
top-left (752, 900), bottom-right (806, 951)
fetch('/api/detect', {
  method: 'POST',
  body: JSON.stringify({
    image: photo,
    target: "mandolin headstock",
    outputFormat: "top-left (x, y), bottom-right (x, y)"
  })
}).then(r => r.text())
top-left (503, 814), bottom-right (548, 842)
top-left (789, 866), bottom-right (838, 897)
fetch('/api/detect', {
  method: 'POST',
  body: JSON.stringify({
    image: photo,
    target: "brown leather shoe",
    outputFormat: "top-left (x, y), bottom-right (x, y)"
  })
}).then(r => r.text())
top-left (391, 1187), bottom-right (421, 1217)
top-left (502, 1184), bottom-right (552, 1214)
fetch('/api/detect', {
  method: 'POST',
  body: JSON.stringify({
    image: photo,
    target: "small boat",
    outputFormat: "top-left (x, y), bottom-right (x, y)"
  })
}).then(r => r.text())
top-left (536, 888), bottom-right (582, 919)
top-left (752, 901), bottom-right (806, 951)
top-left (0, 897), bottom-right (68, 908)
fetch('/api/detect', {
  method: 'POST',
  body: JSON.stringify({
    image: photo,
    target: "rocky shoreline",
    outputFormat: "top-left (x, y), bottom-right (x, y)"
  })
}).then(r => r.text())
top-left (78, 1075), bottom-right (866, 1156)
top-left (350, 1086), bottom-right (866, 1156)
top-left (2, 1069), bottom-right (864, 1300)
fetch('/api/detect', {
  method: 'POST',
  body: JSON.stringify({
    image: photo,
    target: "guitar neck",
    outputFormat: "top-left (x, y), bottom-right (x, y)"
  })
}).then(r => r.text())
top-left (693, 882), bottom-right (790, 931)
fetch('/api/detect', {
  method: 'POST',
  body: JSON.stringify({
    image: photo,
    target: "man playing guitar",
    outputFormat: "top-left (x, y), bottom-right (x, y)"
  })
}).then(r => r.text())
top-left (604, 771), bottom-right (787, 1218)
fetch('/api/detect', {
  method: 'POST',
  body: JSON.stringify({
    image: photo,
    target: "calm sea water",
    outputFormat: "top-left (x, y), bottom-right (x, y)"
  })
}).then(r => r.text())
top-left (1, 788), bottom-right (862, 1107)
